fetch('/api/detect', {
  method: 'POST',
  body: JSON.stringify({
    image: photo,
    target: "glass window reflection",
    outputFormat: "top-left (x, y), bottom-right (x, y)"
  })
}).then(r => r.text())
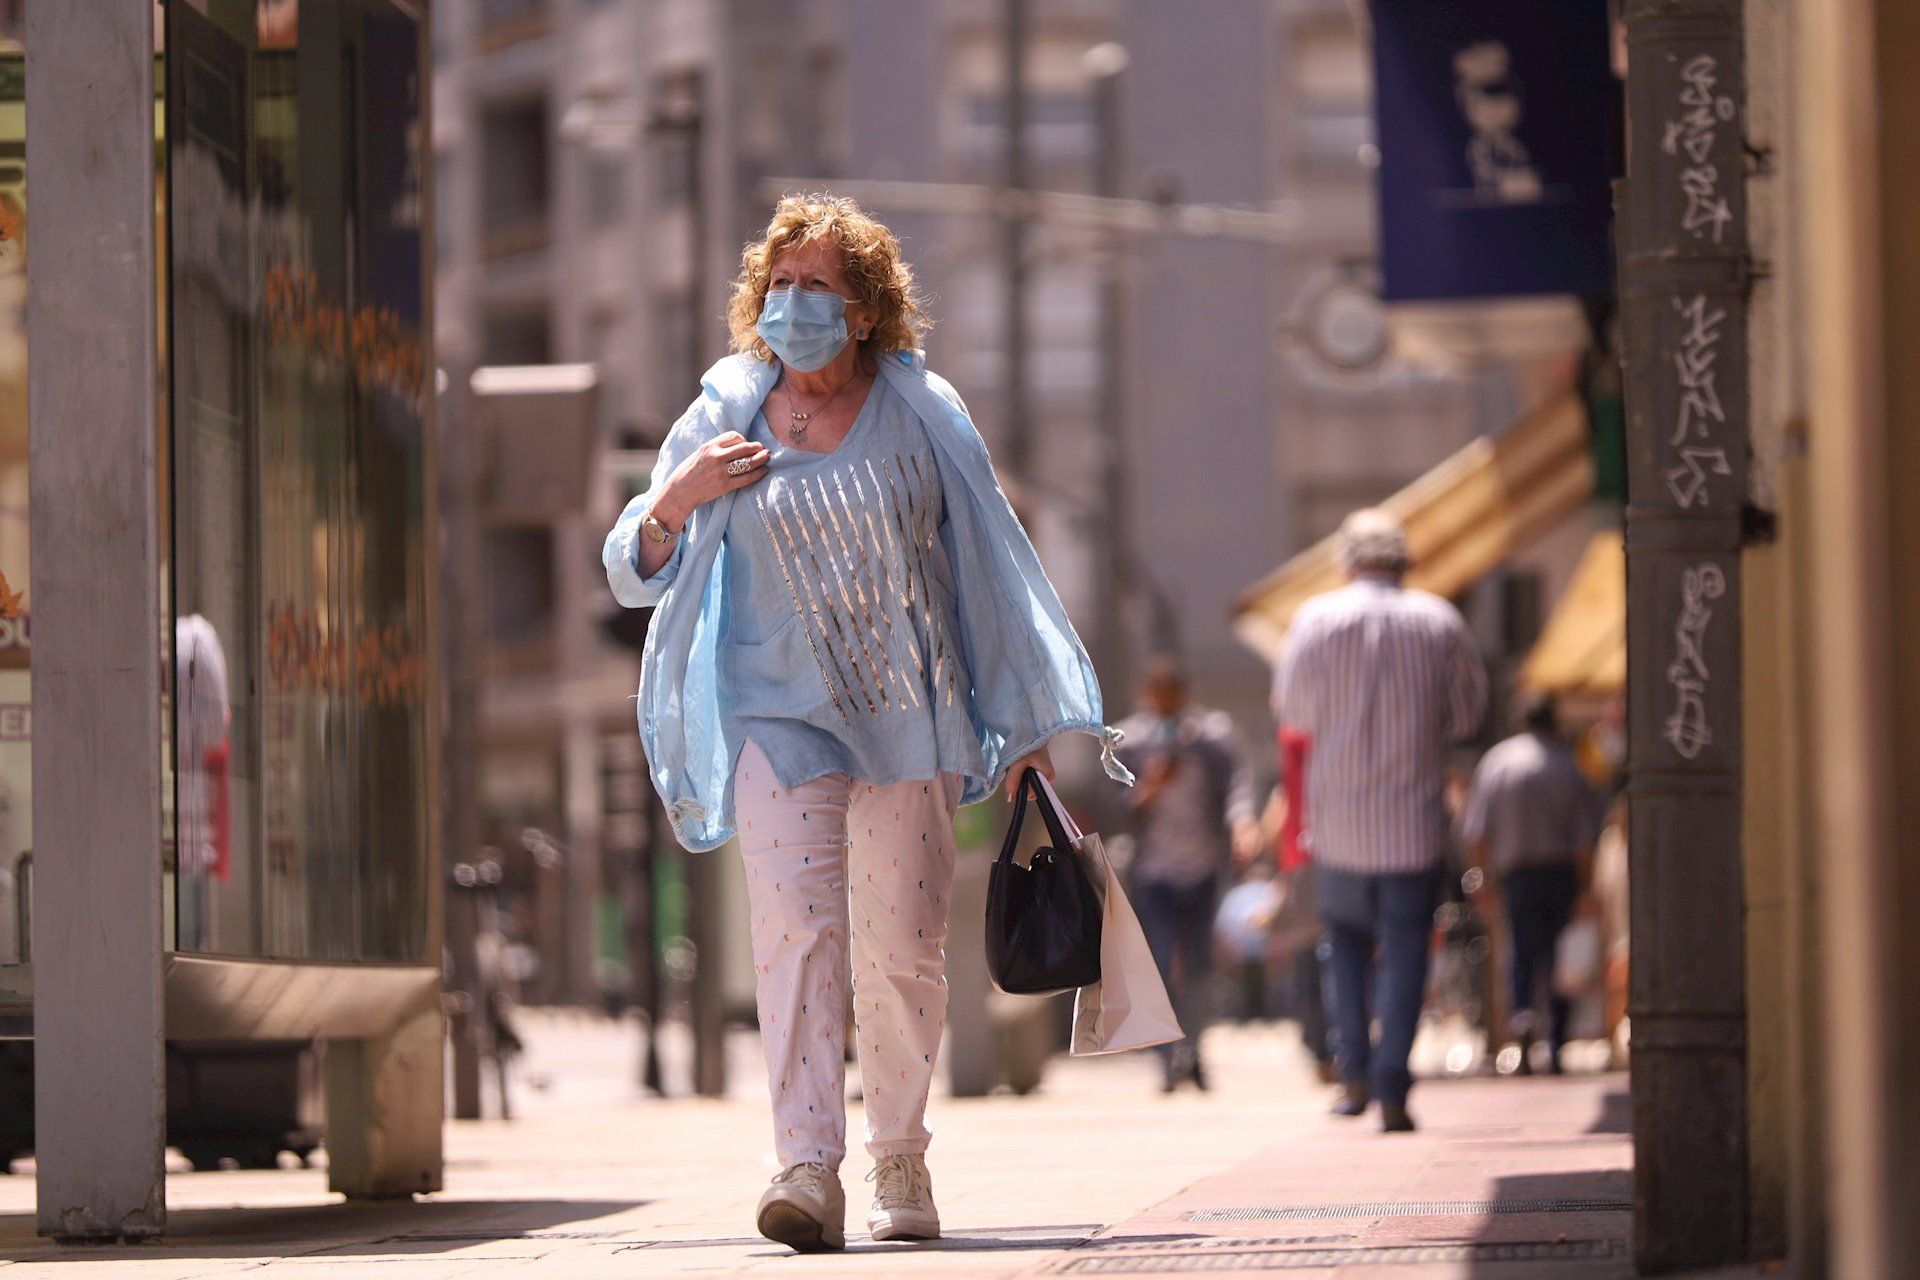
top-left (0, 34), bottom-right (27, 967)
top-left (169, 0), bottom-right (430, 964)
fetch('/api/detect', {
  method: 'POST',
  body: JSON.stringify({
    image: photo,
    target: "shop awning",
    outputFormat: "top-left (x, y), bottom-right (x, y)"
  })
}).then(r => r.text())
top-left (1518, 529), bottom-right (1624, 697)
top-left (1231, 389), bottom-right (1593, 661)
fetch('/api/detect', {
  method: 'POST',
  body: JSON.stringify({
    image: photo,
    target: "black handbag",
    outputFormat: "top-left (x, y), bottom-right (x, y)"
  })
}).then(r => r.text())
top-left (986, 770), bottom-right (1103, 995)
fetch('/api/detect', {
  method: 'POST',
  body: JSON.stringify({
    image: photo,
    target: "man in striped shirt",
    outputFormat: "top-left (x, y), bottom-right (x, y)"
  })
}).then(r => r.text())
top-left (1272, 509), bottom-right (1488, 1132)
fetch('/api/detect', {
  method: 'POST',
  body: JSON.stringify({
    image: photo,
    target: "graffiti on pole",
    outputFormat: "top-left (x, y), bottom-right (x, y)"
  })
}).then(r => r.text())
top-left (1663, 562), bottom-right (1727, 760)
top-left (1663, 54), bottom-right (1737, 244)
top-left (1665, 293), bottom-right (1734, 508)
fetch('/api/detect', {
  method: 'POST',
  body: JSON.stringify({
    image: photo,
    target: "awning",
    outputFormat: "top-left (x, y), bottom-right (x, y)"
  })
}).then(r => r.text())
top-left (1231, 389), bottom-right (1593, 661)
top-left (1518, 529), bottom-right (1624, 697)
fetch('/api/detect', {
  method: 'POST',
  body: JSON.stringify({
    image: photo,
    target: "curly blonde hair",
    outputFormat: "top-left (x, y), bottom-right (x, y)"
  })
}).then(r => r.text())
top-left (727, 193), bottom-right (931, 361)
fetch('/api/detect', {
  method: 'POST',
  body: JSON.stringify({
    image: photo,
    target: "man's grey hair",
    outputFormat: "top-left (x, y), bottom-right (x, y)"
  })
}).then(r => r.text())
top-left (1336, 508), bottom-right (1412, 577)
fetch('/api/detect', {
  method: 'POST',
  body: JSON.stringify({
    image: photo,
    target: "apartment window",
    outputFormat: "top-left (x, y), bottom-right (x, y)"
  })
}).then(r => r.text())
top-left (479, 0), bottom-right (546, 27)
top-left (1293, 20), bottom-right (1374, 170)
top-left (1500, 570), bottom-right (1545, 653)
top-left (481, 97), bottom-right (550, 253)
top-left (586, 307), bottom-right (623, 370)
top-left (651, 71), bottom-right (703, 208)
top-left (960, 92), bottom-right (1095, 164)
top-left (805, 47), bottom-right (849, 176)
top-left (585, 308), bottom-right (626, 434)
top-left (472, 0), bottom-right (549, 54)
top-left (484, 526), bottom-right (555, 644)
top-left (585, 152), bottom-right (624, 227)
top-left (483, 308), bottom-right (553, 366)
top-left (434, 152), bottom-right (455, 262)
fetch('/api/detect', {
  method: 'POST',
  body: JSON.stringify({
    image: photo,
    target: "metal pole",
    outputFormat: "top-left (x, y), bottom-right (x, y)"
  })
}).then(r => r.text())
top-left (29, 0), bottom-right (167, 1240)
top-left (1087, 43), bottom-right (1131, 695)
top-left (681, 95), bottom-right (727, 1100)
top-left (632, 802), bottom-right (664, 1095)
top-left (441, 364), bottom-right (486, 1119)
top-left (1000, 0), bottom-right (1031, 484)
top-left (1619, 2), bottom-right (1752, 1270)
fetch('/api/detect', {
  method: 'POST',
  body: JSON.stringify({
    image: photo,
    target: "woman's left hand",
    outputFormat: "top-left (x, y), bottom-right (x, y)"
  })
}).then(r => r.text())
top-left (1004, 743), bottom-right (1057, 800)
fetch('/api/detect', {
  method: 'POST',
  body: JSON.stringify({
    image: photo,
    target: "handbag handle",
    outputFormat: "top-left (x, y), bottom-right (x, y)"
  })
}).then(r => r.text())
top-left (998, 767), bottom-right (1075, 865)
top-left (1033, 772), bottom-right (1086, 844)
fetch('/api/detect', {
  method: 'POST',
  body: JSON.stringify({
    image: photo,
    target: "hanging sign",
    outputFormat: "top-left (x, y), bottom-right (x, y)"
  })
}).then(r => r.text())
top-left (1370, 0), bottom-right (1619, 301)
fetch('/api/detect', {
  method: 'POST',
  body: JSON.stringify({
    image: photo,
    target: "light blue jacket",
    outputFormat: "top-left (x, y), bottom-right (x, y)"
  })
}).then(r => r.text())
top-left (604, 350), bottom-right (1132, 851)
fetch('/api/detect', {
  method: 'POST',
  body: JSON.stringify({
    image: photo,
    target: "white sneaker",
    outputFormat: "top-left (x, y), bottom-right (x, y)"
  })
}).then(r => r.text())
top-left (866, 1153), bottom-right (941, 1242)
top-left (756, 1162), bottom-right (846, 1252)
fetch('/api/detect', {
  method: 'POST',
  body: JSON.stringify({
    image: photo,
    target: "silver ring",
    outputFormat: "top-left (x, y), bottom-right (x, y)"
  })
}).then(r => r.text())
top-left (726, 458), bottom-right (753, 476)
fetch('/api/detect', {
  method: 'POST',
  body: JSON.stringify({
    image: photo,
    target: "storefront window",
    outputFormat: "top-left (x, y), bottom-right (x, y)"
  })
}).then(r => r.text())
top-left (0, 33), bottom-right (26, 967)
top-left (169, 0), bottom-right (429, 963)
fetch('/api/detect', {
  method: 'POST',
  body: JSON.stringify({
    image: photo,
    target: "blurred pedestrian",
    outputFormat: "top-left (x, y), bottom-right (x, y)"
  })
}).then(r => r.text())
top-left (1591, 795), bottom-right (1630, 1067)
top-left (1115, 656), bottom-right (1260, 1092)
top-left (1272, 510), bottom-right (1488, 1132)
top-left (1214, 861), bottom-right (1281, 1022)
top-left (604, 195), bottom-right (1131, 1253)
top-left (1271, 731), bottom-right (1336, 1081)
top-left (1460, 692), bottom-right (1602, 1075)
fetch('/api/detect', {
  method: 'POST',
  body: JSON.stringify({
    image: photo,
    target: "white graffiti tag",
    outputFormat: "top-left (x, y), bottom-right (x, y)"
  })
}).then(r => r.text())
top-left (1666, 447), bottom-right (1732, 509)
top-left (1666, 293), bottom-right (1730, 508)
top-left (1661, 54), bottom-right (1737, 243)
top-left (1663, 563), bottom-right (1727, 760)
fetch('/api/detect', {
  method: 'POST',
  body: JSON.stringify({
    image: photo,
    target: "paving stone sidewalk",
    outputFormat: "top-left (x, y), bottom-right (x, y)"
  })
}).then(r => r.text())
top-left (0, 1016), bottom-right (1640, 1278)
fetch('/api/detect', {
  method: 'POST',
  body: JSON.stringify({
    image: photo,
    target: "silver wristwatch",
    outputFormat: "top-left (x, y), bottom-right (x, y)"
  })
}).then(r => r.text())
top-left (641, 513), bottom-right (679, 544)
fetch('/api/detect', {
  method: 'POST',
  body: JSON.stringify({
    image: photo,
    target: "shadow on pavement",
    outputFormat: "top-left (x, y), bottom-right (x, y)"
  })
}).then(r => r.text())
top-left (1588, 1087), bottom-right (1630, 1133)
top-left (1462, 1169), bottom-right (1634, 1279)
top-left (639, 1226), bottom-right (1213, 1258)
top-left (0, 1197), bottom-right (648, 1261)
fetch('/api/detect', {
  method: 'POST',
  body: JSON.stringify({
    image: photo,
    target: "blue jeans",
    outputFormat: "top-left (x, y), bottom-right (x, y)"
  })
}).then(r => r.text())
top-left (1134, 876), bottom-right (1218, 1068)
top-left (1502, 863), bottom-right (1581, 1058)
top-left (1318, 864), bottom-right (1442, 1109)
top-left (1300, 940), bottom-right (1334, 1065)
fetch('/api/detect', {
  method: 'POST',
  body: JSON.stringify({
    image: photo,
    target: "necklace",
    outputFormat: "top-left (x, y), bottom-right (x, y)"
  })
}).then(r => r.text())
top-left (780, 369), bottom-right (860, 445)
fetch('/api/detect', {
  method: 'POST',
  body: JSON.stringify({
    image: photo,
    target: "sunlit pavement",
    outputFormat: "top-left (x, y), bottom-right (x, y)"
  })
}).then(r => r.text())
top-left (0, 1011), bottom-right (1644, 1278)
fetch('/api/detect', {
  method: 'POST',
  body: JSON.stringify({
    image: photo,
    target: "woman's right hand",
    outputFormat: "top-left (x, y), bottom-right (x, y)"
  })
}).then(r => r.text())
top-left (652, 431), bottom-right (770, 531)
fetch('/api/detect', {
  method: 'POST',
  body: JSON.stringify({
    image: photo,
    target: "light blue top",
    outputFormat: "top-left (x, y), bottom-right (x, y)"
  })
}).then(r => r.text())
top-left (604, 350), bottom-right (1132, 852)
top-left (721, 379), bottom-right (988, 796)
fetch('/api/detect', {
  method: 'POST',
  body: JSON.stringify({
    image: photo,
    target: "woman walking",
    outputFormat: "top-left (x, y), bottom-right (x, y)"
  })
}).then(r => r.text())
top-left (603, 194), bottom-right (1129, 1252)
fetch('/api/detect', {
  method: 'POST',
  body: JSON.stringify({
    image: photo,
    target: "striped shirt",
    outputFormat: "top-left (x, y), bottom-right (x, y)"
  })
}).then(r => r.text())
top-left (1272, 575), bottom-right (1488, 875)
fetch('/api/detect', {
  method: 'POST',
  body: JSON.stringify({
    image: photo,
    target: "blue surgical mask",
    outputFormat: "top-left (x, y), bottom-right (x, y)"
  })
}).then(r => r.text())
top-left (756, 286), bottom-right (851, 372)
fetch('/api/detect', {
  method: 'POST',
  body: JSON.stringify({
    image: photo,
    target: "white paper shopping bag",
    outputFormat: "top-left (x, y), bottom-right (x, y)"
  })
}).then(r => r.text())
top-left (1031, 776), bottom-right (1183, 1057)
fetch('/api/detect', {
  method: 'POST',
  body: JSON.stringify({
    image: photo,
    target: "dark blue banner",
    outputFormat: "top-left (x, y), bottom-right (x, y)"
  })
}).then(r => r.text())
top-left (1371, 0), bottom-right (1618, 302)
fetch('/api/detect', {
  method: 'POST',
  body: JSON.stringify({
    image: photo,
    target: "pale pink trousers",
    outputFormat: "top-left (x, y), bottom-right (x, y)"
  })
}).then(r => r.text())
top-left (733, 740), bottom-right (962, 1170)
